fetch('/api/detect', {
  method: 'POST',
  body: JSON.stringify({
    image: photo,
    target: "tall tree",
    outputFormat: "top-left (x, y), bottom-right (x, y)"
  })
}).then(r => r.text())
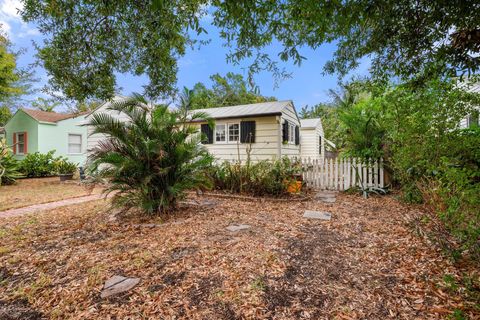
top-left (22, 1), bottom-right (480, 100)
top-left (188, 72), bottom-right (276, 109)
top-left (31, 97), bottom-right (61, 112)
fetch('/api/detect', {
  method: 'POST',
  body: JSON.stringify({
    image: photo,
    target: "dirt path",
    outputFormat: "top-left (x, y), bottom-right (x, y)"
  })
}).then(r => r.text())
top-left (0, 193), bottom-right (475, 319)
top-left (0, 194), bottom-right (108, 219)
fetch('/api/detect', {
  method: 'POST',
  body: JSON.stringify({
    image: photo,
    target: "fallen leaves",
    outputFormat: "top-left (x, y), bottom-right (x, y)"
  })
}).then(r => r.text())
top-left (0, 192), bottom-right (478, 319)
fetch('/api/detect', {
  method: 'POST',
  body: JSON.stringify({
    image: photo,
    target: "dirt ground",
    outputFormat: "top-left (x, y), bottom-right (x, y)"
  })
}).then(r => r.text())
top-left (0, 193), bottom-right (477, 319)
top-left (0, 177), bottom-right (97, 211)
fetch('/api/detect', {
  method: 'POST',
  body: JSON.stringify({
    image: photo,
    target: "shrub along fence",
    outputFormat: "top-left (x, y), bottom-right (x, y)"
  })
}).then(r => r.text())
top-left (301, 157), bottom-right (384, 190)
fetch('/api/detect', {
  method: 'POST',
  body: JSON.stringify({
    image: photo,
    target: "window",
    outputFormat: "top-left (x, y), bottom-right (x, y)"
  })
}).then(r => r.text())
top-left (68, 134), bottom-right (82, 154)
top-left (16, 133), bottom-right (25, 154)
top-left (215, 123), bottom-right (240, 143)
top-left (319, 136), bottom-right (322, 155)
top-left (215, 124), bottom-right (226, 142)
top-left (228, 123), bottom-right (239, 142)
top-left (288, 123), bottom-right (295, 144)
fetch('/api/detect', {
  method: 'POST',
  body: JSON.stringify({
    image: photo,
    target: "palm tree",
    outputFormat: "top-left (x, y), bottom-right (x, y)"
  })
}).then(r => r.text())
top-left (87, 94), bottom-right (213, 215)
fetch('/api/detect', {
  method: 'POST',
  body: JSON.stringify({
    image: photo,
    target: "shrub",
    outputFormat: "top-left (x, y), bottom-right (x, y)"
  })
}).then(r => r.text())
top-left (210, 157), bottom-right (303, 196)
top-left (19, 151), bottom-right (62, 177)
top-left (87, 94), bottom-right (213, 215)
top-left (0, 138), bottom-right (22, 185)
top-left (55, 159), bottom-right (78, 175)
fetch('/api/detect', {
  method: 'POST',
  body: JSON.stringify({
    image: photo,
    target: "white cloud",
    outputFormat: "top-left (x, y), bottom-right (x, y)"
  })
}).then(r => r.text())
top-left (0, 19), bottom-right (11, 35)
top-left (0, 0), bottom-right (23, 20)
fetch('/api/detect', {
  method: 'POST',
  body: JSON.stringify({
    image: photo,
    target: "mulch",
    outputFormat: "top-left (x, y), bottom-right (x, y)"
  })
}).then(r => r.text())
top-left (0, 193), bottom-right (478, 319)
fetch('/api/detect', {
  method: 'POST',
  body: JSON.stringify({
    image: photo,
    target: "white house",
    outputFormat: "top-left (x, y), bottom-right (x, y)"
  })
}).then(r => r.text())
top-left (299, 118), bottom-right (325, 160)
top-left (189, 100), bottom-right (301, 162)
top-left (459, 82), bottom-right (480, 128)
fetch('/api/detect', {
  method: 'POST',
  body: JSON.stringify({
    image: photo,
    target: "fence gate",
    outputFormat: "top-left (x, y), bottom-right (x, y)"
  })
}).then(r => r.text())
top-left (301, 157), bottom-right (384, 191)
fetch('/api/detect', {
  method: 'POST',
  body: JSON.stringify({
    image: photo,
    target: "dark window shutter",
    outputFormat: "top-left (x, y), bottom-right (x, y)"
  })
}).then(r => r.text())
top-left (282, 121), bottom-right (289, 143)
top-left (240, 121), bottom-right (256, 143)
top-left (295, 125), bottom-right (300, 145)
top-left (319, 136), bottom-right (322, 154)
top-left (200, 124), bottom-right (213, 144)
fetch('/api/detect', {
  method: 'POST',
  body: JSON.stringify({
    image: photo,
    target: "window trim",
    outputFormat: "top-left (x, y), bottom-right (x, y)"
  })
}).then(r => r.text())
top-left (214, 122), bottom-right (241, 144)
top-left (15, 132), bottom-right (26, 155)
top-left (67, 133), bottom-right (83, 155)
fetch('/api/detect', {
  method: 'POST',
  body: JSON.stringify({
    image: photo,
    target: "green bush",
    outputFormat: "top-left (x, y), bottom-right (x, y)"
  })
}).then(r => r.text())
top-left (87, 94), bottom-right (213, 215)
top-left (19, 150), bottom-right (60, 177)
top-left (55, 159), bottom-right (78, 175)
top-left (210, 157), bottom-right (303, 196)
top-left (0, 138), bottom-right (23, 185)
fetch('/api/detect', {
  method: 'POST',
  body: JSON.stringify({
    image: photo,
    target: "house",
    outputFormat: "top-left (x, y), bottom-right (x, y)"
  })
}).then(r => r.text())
top-left (299, 118), bottom-right (325, 160)
top-left (4, 108), bottom-right (88, 164)
top-left (189, 100), bottom-right (301, 162)
top-left (459, 82), bottom-right (480, 128)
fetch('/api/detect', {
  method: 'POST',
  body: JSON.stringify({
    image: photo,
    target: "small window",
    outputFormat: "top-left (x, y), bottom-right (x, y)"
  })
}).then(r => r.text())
top-left (319, 136), bottom-right (322, 155)
top-left (288, 123), bottom-right (295, 144)
top-left (228, 123), bottom-right (239, 142)
top-left (215, 124), bottom-right (226, 142)
top-left (16, 133), bottom-right (25, 154)
top-left (68, 134), bottom-right (82, 154)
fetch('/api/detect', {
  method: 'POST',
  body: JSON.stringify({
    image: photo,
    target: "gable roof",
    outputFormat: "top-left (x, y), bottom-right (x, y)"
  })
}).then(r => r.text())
top-left (300, 118), bottom-right (321, 129)
top-left (21, 108), bottom-right (87, 123)
top-left (190, 100), bottom-right (294, 121)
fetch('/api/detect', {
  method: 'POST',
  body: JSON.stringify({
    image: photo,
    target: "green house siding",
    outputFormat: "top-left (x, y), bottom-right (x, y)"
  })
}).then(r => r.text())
top-left (5, 110), bottom-right (39, 160)
top-left (5, 110), bottom-right (87, 164)
top-left (38, 116), bottom-right (87, 165)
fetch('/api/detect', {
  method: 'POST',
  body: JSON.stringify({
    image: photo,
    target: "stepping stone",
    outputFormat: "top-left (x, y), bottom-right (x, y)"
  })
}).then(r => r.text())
top-left (303, 210), bottom-right (332, 221)
top-left (226, 224), bottom-right (251, 232)
top-left (315, 191), bottom-right (337, 203)
top-left (101, 275), bottom-right (140, 298)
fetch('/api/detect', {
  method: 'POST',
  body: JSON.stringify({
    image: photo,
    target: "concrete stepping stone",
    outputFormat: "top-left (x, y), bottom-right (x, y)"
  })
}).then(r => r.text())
top-left (303, 210), bottom-right (332, 221)
top-left (101, 275), bottom-right (140, 298)
top-left (226, 224), bottom-right (251, 232)
top-left (315, 191), bottom-right (337, 203)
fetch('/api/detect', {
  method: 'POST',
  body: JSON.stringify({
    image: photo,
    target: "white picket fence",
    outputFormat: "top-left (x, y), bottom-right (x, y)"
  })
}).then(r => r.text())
top-left (301, 157), bottom-right (384, 190)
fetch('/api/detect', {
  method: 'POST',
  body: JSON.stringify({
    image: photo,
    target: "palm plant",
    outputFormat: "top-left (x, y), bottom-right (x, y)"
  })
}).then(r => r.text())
top-left (0, 138), bottom-right (23, 185)
top-left (87, 94), bottom-right (213, 215)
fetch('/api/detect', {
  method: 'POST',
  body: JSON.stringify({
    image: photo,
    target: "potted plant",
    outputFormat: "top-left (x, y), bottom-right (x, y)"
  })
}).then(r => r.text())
top-left (56, 159), bottom-right (78, 181)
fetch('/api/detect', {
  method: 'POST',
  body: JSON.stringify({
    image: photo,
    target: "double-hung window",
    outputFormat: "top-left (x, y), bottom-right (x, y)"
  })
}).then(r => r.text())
top-left (16, 132), bottom-right (25, 154)
top-left (68, 134), bottom-right (82, 154)
top-left (288, 123), bottom-right (295, 144)
top-left (215, 123), bottom-right (240, 143)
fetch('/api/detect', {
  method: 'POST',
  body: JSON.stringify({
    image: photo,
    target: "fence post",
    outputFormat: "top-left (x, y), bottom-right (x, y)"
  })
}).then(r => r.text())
top-left (380, 157), bottom-right (384, 188)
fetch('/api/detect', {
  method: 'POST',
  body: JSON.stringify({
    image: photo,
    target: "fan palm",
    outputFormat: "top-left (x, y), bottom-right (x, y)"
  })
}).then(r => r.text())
top-left (87, 94), bottom-right (213, 215)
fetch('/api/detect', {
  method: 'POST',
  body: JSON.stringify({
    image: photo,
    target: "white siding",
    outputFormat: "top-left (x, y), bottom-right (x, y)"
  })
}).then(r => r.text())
top-left (194, 116), bottom-right (281, 163)
top-left (300, 120), bottom-right (325, 160)
top-left (280, 103), bottom-right (301, 159)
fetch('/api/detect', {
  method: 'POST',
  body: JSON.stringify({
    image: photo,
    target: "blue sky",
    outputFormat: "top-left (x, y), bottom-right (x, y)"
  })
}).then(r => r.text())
top-left (1, 0), bottom-right (370, 111)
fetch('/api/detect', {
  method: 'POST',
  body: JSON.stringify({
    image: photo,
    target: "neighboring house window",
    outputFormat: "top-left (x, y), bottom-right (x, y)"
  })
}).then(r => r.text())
top-left (215, 124), bottom-right (226, 142)
top-left (288, 123), bottom-right (295, 144)
top-left (228, 123), bottom-right (240, 142)
top-left (16, 132), bottom-right (26, 154)
top-left (68, 134), bottom-right (82, 154)
top-left (215, 123), bottom-right (240, 143)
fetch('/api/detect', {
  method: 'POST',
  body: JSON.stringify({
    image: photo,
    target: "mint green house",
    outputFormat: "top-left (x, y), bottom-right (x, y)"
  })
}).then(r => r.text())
top-left (5, 108), bottom-right (88, 165)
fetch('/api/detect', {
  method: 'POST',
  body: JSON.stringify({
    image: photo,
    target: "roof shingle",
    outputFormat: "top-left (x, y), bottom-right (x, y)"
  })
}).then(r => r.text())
top-left (22, 109), bottom-right (86, 123)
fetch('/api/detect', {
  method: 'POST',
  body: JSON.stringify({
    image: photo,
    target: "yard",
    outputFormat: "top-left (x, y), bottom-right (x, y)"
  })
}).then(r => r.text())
top-left (0, 189), bottom-right (477, 319)
top-left (0, 178), bottom-right (97, 211)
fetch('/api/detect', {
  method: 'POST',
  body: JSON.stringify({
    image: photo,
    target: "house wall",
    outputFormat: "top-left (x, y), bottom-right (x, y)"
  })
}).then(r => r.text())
top-left (37, 115), bottom-right (88, 165)
top-left (194, 115), bottom-right (281, 163)
top-left (300, 122), bottom-right (325, 160)
top-left (5, 110), bottom-right (39, 160)
top-left (280, 104), bottom-right (301, 159)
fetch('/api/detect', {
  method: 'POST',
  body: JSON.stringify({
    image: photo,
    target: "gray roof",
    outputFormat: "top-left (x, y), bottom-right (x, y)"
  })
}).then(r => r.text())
top-left (300, 118), bottom-right (321, 129)
top-left (190, 100), bottom-right (292, 120)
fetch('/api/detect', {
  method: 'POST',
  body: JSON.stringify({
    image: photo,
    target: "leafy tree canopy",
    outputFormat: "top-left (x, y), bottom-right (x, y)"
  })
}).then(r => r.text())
top-left (31, 97), bottom-right (61, 112)
top-left (186, 72), bottom-right (276, 109)
top-left (21, 1), bottom-right (480, 101)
